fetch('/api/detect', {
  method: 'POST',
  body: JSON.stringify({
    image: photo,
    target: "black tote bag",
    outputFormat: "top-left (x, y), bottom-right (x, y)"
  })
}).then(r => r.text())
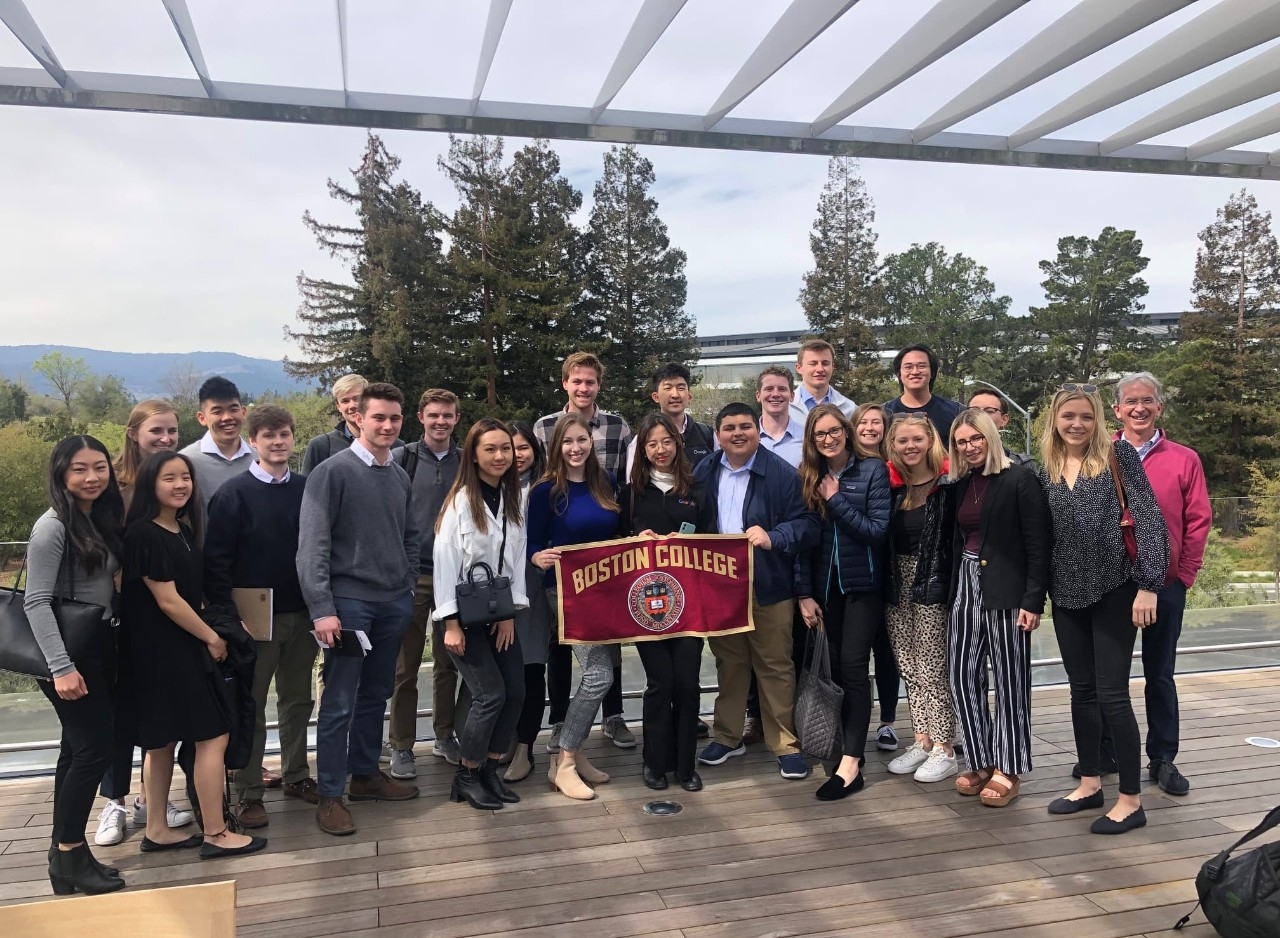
top-left (0, 552), bottom-right (109, 681)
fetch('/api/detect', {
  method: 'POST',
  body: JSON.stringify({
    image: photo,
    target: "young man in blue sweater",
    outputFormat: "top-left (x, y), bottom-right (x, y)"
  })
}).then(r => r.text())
top-left (205, 405), bottom-right (317, 829)
top-left (298, 383), bottom-right (422, 836)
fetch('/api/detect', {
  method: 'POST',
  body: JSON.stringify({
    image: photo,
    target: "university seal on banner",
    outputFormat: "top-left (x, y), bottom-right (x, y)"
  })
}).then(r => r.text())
top-left (628, 571), bottom-right (686, 632)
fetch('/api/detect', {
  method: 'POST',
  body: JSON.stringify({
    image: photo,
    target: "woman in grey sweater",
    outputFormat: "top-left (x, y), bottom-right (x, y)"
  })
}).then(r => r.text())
top-left (24, 436), bottom-right (126, 895)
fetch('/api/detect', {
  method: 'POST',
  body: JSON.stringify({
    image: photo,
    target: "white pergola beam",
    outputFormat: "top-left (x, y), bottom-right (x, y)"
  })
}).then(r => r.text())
top-left (703, 0), bottom-right (857, 130)
top-left (811, 0), bottom-right (1025, 138)
top-left (471, 0), bottom-right (513, 110)
top-left (1008, 0), bottom-right (1280, 151)
top-left (336, 0), bottom-right (349, 107)
top-left (590, 0), bottom-right (686, 123)
top-left (0, 0), bottom-right (66, 87)
top-left (1101, 44), bottom-right (1280, 154)
top-left (1187, 99), bottom-right (1280, 160)
top-left (160, 0), bottom-right (214, 98)
top-left (913, 0), bottom-right (1191, 144)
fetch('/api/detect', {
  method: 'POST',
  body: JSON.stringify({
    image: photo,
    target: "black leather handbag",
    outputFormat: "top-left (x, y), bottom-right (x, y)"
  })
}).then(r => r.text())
top-left (454, 517), bottom-right (516, 627)
top-left (0, 548), bottom-right (109, 681)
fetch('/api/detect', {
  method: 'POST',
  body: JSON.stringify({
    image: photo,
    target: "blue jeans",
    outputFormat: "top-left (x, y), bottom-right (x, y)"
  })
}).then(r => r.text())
top-left (316, 593), bottom-right (413, 799)
top-left (1143, 580), bottom-right (1187, 763)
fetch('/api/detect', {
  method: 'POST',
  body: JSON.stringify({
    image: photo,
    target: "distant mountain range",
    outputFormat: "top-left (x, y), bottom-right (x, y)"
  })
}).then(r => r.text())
top-left (0, 346), bottom-right (317, 399)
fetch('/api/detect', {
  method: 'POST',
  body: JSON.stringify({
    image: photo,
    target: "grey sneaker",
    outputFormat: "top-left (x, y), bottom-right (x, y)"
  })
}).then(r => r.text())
top-left (602, 714), bottom-right (637, 748)
top-left (546, 722), bottom-right (563, 754)
top-left (432, 735), bottom-right (461, 765)
top-left (379, 741), bottom-right (392, 764)
top-left (389, 748), bottom-right (417, 779)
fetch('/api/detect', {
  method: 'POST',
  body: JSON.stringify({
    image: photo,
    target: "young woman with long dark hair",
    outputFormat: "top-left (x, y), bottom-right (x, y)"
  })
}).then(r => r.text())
top-left (122, 452), bottom-right (265, 858)
top-left (503, 420), bottom-right (551, 783)
top-left (621, 413), bottom-right (714, 792)
top-left (795, 404), bottom-right (891, 799)
top-left (527, 414), bottom-right (621, 801)
top-left (433, 419), bottom-right (528, 810)
top-left (25, 436), bottom-right (126, 894)
top-left (1040, 386), bottom-right (1168, 834)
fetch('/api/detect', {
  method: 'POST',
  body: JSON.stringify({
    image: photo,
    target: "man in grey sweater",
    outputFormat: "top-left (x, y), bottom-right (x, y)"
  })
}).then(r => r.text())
top-left (298, 382), bottom-right (422, 836)
top-left (178, 376), bottom-right (254, 507)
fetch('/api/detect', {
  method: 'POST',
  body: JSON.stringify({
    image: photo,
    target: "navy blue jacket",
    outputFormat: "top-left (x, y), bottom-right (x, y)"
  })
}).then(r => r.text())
top-left (796, 455), bottom-right (891, 601)
top-left (693, 446), bottom-right (821, 606)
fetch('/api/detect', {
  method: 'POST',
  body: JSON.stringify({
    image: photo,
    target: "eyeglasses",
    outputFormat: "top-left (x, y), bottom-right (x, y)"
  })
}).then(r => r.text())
top-left (1119, 397), bottom-right (1158, 408)
top-left (1059, 383), bottom-right (1098, 394)
top-left (953, 436), bottom-right (986, 449)
top-left (811, 427), bottom-right (845, 443)
top-left (900, 363), bottom-right (931, 373)
top-left (974, 406), bottom-right (1003, 416)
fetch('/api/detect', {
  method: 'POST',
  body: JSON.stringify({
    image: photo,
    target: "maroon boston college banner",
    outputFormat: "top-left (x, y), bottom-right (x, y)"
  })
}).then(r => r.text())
top-left (554, 534), bottom-right (755, 644)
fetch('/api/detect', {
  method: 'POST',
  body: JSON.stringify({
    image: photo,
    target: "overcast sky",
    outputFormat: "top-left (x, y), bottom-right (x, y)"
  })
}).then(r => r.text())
top-left (4, 0), bottom-right (1280, 360)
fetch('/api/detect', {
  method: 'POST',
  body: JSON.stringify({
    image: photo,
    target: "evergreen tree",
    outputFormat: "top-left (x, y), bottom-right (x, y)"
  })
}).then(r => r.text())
top-left (1163, 190), bottom-right (1280, 497)
top-left (0, 378), bottom-right (28, 426)
top-left (798, 156), bottom-right (881, 399)
top-left (287, 133), bottom-right (450, 397)
top-left (879, 241), bottom-right (1011, 379)
top-left (1029, 227), bottom-right (1149, 384)
top-left (583, 144), bottom-right (694, 423)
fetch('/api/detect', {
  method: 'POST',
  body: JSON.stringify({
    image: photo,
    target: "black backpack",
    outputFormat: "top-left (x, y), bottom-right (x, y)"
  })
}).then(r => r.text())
top-left (1176, 805), bottom-right (1280, 936)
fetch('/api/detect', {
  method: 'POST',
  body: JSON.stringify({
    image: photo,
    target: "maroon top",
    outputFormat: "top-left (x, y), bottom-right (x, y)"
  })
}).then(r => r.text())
top-left (957, 473), bottom-right (991, 553)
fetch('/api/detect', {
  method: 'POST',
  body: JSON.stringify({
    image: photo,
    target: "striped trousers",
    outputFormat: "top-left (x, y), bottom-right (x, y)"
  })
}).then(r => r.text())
top-left (947, 554), bottom-right (1034, 775)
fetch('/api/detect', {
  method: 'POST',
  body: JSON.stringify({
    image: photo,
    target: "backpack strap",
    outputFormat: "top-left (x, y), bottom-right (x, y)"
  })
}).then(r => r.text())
top-left (1205, 804), bottom-right (1280, 881)
top-left (395, 443), bottom-right (421, 483)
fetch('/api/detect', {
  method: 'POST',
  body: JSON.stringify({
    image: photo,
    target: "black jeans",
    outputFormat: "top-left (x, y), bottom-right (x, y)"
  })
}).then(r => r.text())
top-left (1053, 581), bottom-right (1143, 796)
top-left (516, 663), bottom-right (546, 746)
top-left (823, 590), bottom-right (884, 761)
top-left (872, 623), bottom-right (900, 724)
top-left (547, 634), bottom-right (624, 725)
top-left (40, 654), bottom-right (116, 844)
top-left (444, 625), bottom-right (526, 764)
top-left (637, 637), bottom-right (703, 777)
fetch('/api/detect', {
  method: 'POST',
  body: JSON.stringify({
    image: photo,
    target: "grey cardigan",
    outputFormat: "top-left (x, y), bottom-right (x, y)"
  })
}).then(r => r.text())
top-left (22, 509), bottom-right (118, 678)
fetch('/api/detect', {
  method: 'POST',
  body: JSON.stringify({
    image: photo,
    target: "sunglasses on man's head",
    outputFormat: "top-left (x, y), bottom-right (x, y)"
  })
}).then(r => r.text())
top-left (1058, 383), bottom-right (1098, 394)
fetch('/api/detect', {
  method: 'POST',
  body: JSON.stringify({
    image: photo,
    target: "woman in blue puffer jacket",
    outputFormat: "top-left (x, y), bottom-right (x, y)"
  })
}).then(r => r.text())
top-left (795, 403), bottom-right (892, 800)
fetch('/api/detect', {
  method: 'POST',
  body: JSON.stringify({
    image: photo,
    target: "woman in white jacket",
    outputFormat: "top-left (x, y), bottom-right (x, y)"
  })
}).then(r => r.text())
top-left (433, 419), bottom-right (528, 811)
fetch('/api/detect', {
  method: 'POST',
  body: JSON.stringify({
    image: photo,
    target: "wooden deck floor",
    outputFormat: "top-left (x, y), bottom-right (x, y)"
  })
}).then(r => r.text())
top-left (2, 670), bottom-right (1280, 937)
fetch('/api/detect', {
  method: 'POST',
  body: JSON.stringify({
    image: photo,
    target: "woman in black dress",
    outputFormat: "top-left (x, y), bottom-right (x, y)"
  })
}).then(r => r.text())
top-left (122, 452), bottom-right (265, 859)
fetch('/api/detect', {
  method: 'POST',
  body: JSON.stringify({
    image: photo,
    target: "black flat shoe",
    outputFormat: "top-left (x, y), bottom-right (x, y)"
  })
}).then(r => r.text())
top-left (200, 835), bottom-right (268, 859)
top-left (676, 771), bottom-right (703, 792)
top-left (139, 834), bottom-right (203, 852)
top-left (1091, 807), bottom-right (1147, 835)
top-left (1047, 790), bottom-right (1105, 815)
top-left (643, 766), bottom-right (669, 790)
top-left (815, 771), bottom-right (864, 801)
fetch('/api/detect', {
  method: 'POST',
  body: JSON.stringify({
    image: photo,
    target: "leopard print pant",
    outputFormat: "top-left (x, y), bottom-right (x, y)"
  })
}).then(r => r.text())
top-left (885, 555), bottom-right (956, 744)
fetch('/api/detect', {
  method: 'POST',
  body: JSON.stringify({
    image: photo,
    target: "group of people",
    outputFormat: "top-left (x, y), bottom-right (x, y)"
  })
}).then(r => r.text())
top-left (23, 337), bottom-right (1210, 898)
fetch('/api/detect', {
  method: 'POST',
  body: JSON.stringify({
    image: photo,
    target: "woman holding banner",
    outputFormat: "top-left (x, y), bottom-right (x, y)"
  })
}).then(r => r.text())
top-left (621, 413), bottom-right (716, 793)
top-left (796, 404), bottom-right (892, 799)
top-left (433, 419), bottom-right (528, 811)
top-left (527, 414), bottom-right (621, 801)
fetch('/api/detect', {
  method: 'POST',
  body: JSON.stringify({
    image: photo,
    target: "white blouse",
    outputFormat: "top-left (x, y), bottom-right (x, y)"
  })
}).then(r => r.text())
top-left (432, 489), bottom-right (529, 621)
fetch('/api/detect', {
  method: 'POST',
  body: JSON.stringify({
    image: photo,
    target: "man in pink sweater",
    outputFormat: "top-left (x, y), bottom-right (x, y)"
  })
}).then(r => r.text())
top-left (1113, 372), bottom-right (1211, 797)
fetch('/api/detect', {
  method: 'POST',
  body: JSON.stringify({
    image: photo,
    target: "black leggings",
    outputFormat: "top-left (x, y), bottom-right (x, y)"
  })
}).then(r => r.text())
top-left (823, 590), bottom-right (885, 761)
top-left (516, 663), bottom-right (547, 746)
top-left (1053, 581), bottom-right (1142, 796)
top-left (40, 656), bottom-right (116, 844)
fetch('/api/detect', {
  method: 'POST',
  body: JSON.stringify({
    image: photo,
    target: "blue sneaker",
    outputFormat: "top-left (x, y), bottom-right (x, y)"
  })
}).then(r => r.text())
top-left (698, 741), bottom-right (746, 765)
top-left (779, 754), bottom-right (811, 779)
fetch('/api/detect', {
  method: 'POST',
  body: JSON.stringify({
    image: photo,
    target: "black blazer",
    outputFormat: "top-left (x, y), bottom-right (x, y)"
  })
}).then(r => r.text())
top-left (949, 463), bottom-right (1051, 614)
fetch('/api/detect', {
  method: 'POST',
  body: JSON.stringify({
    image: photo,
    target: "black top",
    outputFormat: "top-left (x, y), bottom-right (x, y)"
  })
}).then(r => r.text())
top-left (479, 480), bottom-right (502, 519)
top-left (891, 503), bottom-right (925, 554)
top-left (883, 395), bottom-right (965, 441)
top-left (204, 469), bottom-right (308, 613)
top-left (122, 521), bottom-right (228, 750)
top-left (619, 480), bottom-right (715, 536)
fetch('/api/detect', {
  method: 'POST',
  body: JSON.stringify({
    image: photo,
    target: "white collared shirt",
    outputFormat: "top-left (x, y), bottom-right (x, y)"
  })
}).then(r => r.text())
top-left (350, 439), bottom-right (394, 467)
top-left (197, 431), bottom-right (254, 462)
top-left (249, 461), bottom-right (291, 485)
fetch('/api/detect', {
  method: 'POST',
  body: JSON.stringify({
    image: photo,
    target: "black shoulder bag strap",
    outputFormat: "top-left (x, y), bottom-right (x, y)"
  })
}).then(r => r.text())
top-left (1175, 804), bottom-right (1280, 928)
top-left (496, 514), bottom-right (507, 577)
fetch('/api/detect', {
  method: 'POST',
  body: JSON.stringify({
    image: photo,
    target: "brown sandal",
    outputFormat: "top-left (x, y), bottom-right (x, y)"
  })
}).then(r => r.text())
top-left (979, 772), bottom-right (1020, 807)
top-left (956, 767), bottom-right (995, 796)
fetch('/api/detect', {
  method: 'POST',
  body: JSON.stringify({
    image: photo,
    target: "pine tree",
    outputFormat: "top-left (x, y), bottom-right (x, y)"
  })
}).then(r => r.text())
top-left (583, 144), bottom-right (694, 423)
top-left (1029, 227), bottom-right (1149, 384)
top-left (798, 156), bottom-right (880, 398)
top-left (1163, 190), bottom-right (1280, 498)
top-left (287, 134), bottom-right (450, 397)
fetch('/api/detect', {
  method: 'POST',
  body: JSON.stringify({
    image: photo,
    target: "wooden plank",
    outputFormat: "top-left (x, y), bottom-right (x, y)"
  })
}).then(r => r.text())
top-left (0, 881), bottom-right (235, 938)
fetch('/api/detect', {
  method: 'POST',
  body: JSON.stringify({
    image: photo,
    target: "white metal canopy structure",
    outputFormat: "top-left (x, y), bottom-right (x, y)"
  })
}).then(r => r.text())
top-left (5, 0), bottom-right (1280, 180)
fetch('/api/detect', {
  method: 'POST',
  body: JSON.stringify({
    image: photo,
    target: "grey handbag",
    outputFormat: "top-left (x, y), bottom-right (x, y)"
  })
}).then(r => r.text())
top-left (794, 623), bottom-right (844, 761)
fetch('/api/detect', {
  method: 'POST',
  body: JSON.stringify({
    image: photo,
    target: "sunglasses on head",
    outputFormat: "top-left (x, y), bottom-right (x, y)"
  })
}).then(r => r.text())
top-left (1058, 383), bottom-right (1098, 394)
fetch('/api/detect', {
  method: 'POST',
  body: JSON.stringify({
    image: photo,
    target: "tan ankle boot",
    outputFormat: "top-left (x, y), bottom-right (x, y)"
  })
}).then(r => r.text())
top-left (504, 743), bottom-right (533, 782)
top-left (574, 751), bottom-right (610, 785)
top-left (549, 751), bottom-right (596, 800)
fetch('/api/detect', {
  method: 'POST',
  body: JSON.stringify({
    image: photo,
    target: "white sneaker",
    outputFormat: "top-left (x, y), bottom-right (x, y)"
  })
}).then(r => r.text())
top-left (133, 796), bottom-right (193, 829)
top-left (887, 741), bottom-right (930, 775)
top-left (914, 747), bottom-right (959, 783)
top-left (94, 800), bottom-right (128, 846)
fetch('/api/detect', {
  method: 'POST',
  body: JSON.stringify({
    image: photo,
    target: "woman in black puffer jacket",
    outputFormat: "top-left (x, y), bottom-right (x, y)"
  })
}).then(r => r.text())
top-left (795, 404), bottom-right (891, 800)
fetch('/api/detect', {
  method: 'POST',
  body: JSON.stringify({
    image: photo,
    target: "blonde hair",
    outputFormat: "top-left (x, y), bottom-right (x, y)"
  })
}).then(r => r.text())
top-left (887, 414), bottom-right (947, 509)
top-left (562, 351), bottom-right (604, 382)
top-left (851, 402), bottom-right (890, 461)
top-left (1040, 389), bottom-right (1110, 483)
top-left (331, 373), bottom-right (368, 401)
top-left (796, 337), bottom-right (835, 365)
top-left (948, 409), bottom-right (1010, 481)
top-left (114, 399), bottom-right (178, 487)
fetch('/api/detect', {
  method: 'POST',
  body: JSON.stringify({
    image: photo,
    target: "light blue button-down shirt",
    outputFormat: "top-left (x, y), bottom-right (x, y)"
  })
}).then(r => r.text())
top-left (759, 419), bottom-right (805, 469)
top-left (716, 451), bottom-right (756, 535)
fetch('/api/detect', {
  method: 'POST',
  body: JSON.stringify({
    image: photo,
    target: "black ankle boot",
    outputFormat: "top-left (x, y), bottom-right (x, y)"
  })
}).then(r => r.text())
top-left (49, 843), bottom-right (125, 896)
top-left (49, 844), bottom-right (119, 878)
top-left (449, 766), bottom-right (503, 810)
top-left (480, 759), bottom-right (520, 803)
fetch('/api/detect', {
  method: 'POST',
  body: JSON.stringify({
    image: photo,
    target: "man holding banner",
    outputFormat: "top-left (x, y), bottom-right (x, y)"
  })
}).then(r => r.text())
top-left (693, 403), bottom-right (821, 780)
